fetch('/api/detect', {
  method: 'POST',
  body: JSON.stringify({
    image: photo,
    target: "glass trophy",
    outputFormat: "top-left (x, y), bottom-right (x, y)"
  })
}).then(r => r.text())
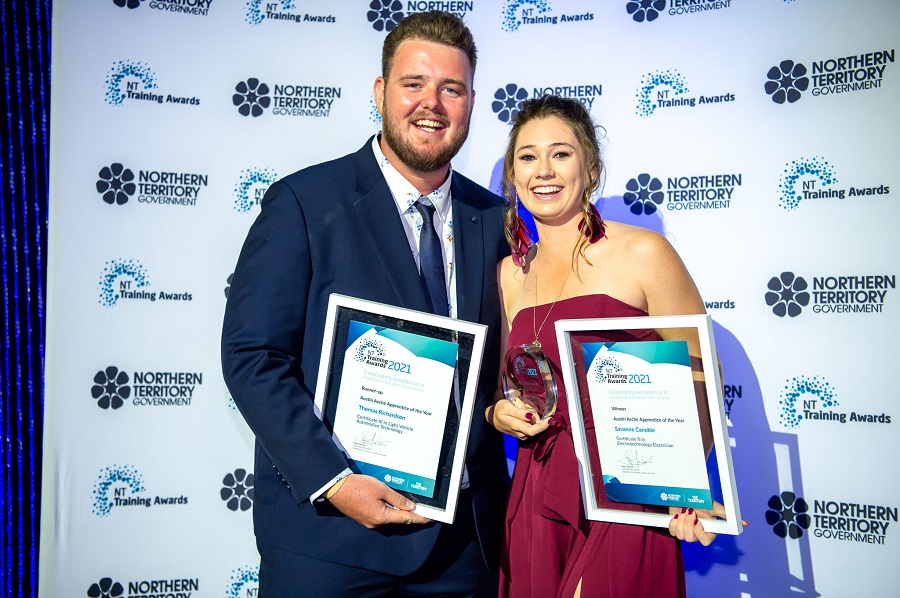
top-left (501, 342), bottom-right (558, 422)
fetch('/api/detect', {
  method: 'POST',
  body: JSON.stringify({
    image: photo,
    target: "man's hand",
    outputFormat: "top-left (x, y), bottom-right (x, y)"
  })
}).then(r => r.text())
top-left (327, 474), bottom-right (431, 529)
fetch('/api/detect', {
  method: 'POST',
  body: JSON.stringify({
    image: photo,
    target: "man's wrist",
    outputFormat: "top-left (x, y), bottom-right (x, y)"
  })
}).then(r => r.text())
top-left (311, 467), bottom-right (352, 503)
top-left (324, 471), bottom-right (352, 500)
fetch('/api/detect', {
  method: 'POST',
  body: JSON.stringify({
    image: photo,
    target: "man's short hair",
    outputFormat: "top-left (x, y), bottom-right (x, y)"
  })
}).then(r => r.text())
top-left (381, 10), bottom-right (477, 80)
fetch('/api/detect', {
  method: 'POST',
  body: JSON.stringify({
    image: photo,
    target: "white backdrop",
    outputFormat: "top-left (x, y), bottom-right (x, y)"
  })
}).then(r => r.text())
top-left (42, 1), bottom-right (899, 596)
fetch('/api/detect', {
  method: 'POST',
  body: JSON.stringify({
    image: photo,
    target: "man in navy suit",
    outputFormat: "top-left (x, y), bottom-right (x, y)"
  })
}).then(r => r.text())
top-left (222, 11), bottom-right (509, 596)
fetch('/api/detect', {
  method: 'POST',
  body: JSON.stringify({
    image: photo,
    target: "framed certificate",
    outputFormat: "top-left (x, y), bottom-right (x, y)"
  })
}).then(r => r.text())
top-left (554, 314), bottom-right (742, 535)
top-left (313, 294), bottom-right (487, 524)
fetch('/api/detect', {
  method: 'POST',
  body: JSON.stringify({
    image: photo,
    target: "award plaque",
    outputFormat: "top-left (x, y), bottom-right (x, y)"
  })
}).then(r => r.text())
top-left (554, 314), bottom-right (742, 535)
top-left (501, 343), bottom-right (557, 422)
top-left (313, 294), bottom-right (487, 524)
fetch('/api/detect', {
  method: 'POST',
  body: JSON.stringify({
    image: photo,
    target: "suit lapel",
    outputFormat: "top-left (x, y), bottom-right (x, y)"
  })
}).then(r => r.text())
top-left (351, 141), bottom-right (432, 313)
top-left (451, 175), bottom-right (484, 324)
top-left (349, 143), bottom-right (490, 324)
top-left (451, 174), bottom-right (498, 465)
top-left (349, 144), bottom-right (498, 475)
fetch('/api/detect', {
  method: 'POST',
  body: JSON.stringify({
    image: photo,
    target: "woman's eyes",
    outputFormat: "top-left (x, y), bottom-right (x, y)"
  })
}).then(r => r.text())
top-left (517, 151), bottom-right (571, 162)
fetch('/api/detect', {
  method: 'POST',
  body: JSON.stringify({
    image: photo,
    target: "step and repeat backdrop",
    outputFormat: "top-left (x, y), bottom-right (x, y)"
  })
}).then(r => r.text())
top-left (42, 1), bottom-right (898, 596)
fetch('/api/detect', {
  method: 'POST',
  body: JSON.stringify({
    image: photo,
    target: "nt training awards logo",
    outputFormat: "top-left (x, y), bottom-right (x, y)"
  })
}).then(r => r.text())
top-left (105, 60), bottom-right (199, 107)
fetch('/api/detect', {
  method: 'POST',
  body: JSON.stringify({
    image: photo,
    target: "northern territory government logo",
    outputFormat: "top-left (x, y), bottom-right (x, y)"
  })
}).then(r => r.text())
top-left (622, 171), bottom-right (742, 215)
top-left (221, 468), bottom-right (255, 512)
top-left (492, 82), bottom-right (601, 122)
top-left (110, 0), bottom-right (213, 17)
top-left (104, 60), bottom-right (199, 107)
top-left (96, 162), bottom-right (208, 207)
top-left (635, 68), bottom-right (734, 117)
top-left (87, 576), bottom-right (200, 598)
top-left (721, 382), bottom-right (741, 419)
top-left (98, 259), bottom-right (193, 308)
top-left (777, 156), bottom-right (889, 210)
top-left (367, 1), bottom-right (475, 32)
top-left (92, 464), bottom-right (188, 517)
top-left (778, 374), bottom-right (891, 430)
top-left (245, 0), bottom-right (335, 26)
top-left (764, 49), bottom-right (894, 104)
top-left (766, 491), bottom-right (896, 546)
top-left (91, 365), bottom-right (203, 409)
top-left (501, 1), bottom-right (594, 32)
top-left (233, 167), bottom-right (277, 213)
top-left (233, 78), bottom-right (341, 118)
top-left (765, 271), bottom-right (894, 317)
top-left (626, 0), bottom-right (735, 24)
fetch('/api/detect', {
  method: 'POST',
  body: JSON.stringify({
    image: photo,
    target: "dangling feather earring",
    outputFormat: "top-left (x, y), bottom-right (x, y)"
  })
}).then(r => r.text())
top-left (578, 201), bottom-right (606, 243)
top-left (507, 195), bottom-right (534, 267)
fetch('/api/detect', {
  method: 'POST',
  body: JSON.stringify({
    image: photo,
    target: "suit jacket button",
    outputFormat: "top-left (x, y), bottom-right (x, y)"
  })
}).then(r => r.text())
top-left (470, 216), bottom-right (478, 223)
top-left (442, 467), bottom-right (452, 477)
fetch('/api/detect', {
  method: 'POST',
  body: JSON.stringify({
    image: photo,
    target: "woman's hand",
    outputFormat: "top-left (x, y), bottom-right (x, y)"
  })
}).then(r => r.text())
top-left (486, 398), bottom-right (551, 440)
top-left (668, 502), bottom-right (749, 546)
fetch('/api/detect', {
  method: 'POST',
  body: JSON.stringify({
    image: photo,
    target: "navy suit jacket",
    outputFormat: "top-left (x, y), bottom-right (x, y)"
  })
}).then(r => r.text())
top-left (222, 138), bottom-right (510, 575)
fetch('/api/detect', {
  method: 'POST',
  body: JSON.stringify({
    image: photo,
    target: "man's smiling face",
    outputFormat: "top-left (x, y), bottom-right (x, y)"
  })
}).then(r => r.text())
top-left (375, 38), bottom-right (474, 175)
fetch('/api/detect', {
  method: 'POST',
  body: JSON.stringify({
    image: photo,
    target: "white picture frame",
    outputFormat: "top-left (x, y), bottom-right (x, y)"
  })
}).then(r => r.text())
top-left (314, 294), bottom-right (487, 524)
top-left (555, 314), bottom-right (743, 535)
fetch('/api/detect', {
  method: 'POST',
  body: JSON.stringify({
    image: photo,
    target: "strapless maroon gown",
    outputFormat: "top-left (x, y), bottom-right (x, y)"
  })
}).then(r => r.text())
top-left (499, 294), bottom-right (686, 598)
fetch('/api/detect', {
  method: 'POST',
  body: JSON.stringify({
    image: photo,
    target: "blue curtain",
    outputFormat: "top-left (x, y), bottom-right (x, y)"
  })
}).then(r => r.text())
top-left (1, 0), bottom-right (50, 595)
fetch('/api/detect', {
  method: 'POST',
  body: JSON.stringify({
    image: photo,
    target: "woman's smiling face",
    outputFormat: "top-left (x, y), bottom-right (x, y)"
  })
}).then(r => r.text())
top-left (513, 115), bottom-right (589, 227)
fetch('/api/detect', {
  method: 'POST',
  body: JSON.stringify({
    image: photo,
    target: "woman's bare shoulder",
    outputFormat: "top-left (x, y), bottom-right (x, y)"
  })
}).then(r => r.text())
top-left (498, 254), bottom-right (527, 299)
top-left (601, 221), bottom-right (672, 257)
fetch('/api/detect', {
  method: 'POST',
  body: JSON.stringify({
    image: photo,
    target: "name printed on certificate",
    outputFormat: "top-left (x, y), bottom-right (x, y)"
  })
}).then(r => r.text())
top-left (331, 320), bottom-right (458, 498)
top-left (582, 340), bottom-right (712, 509)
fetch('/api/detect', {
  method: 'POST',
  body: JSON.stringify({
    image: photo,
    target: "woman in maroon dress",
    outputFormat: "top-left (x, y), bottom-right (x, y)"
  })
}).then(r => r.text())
top-left (487, 96), bottom-right (728, 598)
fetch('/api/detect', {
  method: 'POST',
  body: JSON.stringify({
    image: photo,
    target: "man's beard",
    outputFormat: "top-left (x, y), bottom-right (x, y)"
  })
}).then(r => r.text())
top-left (381, 105), bottom-right (470, 173)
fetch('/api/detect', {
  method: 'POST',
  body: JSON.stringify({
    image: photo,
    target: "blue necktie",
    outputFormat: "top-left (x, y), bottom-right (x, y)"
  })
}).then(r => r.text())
top-left (414, 198), bottom-right (449, 316)
top-left (416, 199), bottom-right (467, 488)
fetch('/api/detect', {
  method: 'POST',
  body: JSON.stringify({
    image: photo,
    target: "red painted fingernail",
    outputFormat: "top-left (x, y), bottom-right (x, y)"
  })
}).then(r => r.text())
top-left (681, 507), bottom-right (686, 513)
top-left (525, 412), bottom-right (533, 421)
top-left (688, 508), bottom-right (694, 515)
top-left (674, 514), bottom-right (679, 520)
top-left (695, 519), bottom-right (701, 525)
